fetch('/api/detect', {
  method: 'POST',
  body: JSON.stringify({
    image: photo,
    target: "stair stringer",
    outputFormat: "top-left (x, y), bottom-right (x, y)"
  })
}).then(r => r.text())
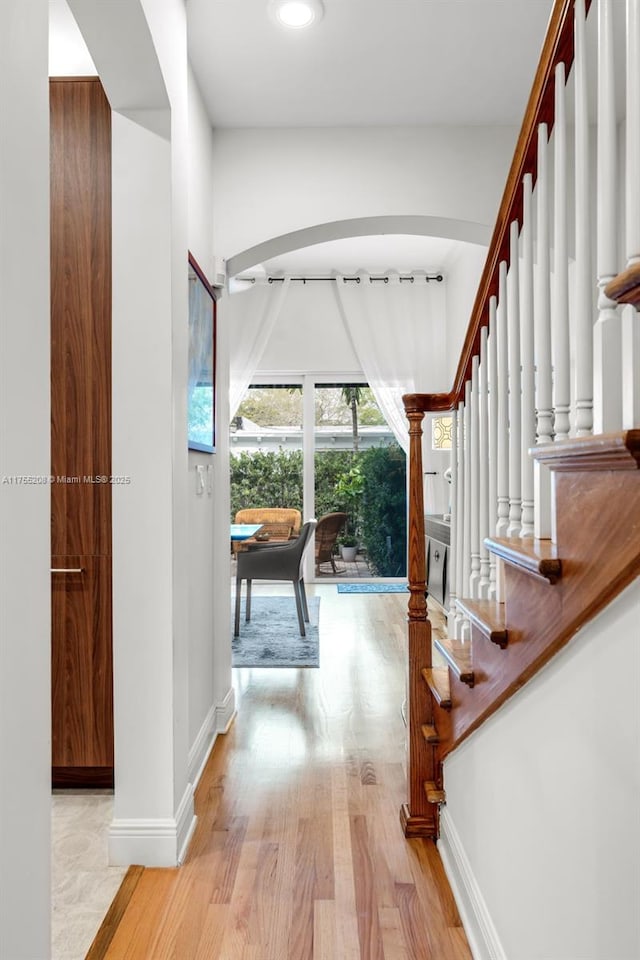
top-left (432, 432), bottom-right (640, 773)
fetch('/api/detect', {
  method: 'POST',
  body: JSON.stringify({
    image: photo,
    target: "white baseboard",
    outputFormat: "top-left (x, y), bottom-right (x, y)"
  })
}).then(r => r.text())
top-left (438, 807), bottom-right (507, 960)
top-left (215, 686), bottom-right (236, 734)
top-left (188, 688), bottom-right (237, 789)
top-left (188, 702), bottom-right (217, 786)
top-left (175, 782), bottom-right (196, 865)
top-left (108, 782), bottom-right (196, 868)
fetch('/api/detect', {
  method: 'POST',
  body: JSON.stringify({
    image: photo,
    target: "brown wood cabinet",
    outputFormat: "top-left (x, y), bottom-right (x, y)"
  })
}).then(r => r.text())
top-left (50, 79), bottom-right (113, 788)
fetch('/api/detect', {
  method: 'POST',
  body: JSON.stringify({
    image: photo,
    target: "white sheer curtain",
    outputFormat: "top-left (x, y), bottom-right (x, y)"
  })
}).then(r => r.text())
top-left (228, 278), bottom-right (291, 417)
top-left (333, 272), bottom-right (447, 453)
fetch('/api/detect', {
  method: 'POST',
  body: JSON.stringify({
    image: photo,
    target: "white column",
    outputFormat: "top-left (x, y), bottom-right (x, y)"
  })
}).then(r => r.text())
top-left (487, 298), bottom-right (499, 598)
top-left (594, 0), bottom-right (622, 432)
top-left (447, 411), bottom-right (458, 636)
top-left (507, 221), bottom-right (522, 537)
top-left (534, 123), bottom-right (553, 538)
top-left (520, 175), bottom-right (536, 538)
top-left (469, 356), bottom-right (481, 597)
top-left (552, 62), bottom-right (571, 440)
top-left (478, 326), bottom-right (491, 595)
top-left (574, 0), bottom-right (594, 436)
top-left (0, 2), bottom-right (51, 956)
top-left (496, 261), bottom-right (510, 538)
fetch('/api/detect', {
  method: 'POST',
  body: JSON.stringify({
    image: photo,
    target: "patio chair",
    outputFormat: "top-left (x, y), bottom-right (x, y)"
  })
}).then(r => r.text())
top-left (234, 519), bottom-right (317, 638)
top-left (314, 512), bottom-right (348, 574)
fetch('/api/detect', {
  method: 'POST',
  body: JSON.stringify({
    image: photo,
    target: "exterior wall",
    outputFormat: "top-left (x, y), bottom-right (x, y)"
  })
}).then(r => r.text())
top-left (441, 579), bottom-right (640, 960)
top-left (0, 0), bottom-right (52, 955)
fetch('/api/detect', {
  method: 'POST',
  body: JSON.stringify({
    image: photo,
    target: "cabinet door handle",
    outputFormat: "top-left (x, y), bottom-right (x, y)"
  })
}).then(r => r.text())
top-left (433, 550), bottom-right (440, 562)
top-left (51, 567), bottom-right (84, 574)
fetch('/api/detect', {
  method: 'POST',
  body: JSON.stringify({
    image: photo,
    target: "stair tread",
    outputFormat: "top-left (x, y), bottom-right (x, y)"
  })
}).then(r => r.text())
top-left (485, 536), bottom-right (562, 583)
top-left (434, 635), bottom-right (474, 685)
top-left (421, 667), bottom-right (452, 709)
top-left (457, 598), bottom-right (508, 646)
top-left (424, 781), bottom-right (446, 804)
top-left (421, 724), bottom-right (440, 744)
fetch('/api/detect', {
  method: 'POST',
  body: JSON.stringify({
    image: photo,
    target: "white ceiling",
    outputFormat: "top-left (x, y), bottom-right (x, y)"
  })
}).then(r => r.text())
top-left (50, 0), bottom-right (556, 275)
top-left (186, 0), bottom-right (554, 276)
top-left (186, 0), bottom-right (554, 128)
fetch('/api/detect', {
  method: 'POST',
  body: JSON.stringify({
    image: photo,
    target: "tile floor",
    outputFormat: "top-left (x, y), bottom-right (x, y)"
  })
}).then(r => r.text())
top-left (52, 792), bottom-right (126, 960)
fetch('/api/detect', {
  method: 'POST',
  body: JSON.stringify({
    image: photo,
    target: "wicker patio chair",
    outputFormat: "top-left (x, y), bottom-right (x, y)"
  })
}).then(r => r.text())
top-left (314, 512), bottom-right (348, 575)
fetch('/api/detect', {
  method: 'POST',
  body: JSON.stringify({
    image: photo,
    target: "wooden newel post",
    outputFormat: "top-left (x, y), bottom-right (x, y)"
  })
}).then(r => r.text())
top-left (400, 395), bottom-right (437, 838)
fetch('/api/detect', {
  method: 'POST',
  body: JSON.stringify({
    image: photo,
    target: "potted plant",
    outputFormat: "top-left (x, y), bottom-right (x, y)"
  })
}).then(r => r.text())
top-left (334, 464), bottom-right (364, 561)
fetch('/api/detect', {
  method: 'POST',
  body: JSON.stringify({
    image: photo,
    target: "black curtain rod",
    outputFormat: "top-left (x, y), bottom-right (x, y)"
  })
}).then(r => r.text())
top-left (262, 274), bottom-right (444, 284)
top-left (235, 274), bottom-right (443, 284)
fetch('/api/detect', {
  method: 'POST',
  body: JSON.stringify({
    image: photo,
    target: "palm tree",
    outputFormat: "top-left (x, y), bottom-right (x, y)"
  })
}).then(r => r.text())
top-left (341, 385), bottom-right (362, 453)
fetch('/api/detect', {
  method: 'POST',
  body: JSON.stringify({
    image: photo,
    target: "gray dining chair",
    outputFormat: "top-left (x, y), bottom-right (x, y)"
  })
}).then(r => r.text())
top-left (234, 519), bottom-right (317, 638)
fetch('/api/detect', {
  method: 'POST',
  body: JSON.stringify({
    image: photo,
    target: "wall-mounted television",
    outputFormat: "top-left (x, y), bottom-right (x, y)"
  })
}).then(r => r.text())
top-left (188, 252), bottom-right (216, 453)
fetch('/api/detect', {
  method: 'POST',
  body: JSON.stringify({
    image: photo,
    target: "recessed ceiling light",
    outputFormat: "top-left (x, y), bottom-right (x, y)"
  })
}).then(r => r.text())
top-left (269, 0), bottom-right (324, 29)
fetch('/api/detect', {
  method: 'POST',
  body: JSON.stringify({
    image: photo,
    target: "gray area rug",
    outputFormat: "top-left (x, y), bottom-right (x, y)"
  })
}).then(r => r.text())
top-left (232, 595), bottom-right (320, 668)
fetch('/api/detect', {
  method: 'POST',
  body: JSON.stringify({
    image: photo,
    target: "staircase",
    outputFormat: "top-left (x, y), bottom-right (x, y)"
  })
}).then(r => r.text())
top-left (401, 0), bottom-right (640, 840)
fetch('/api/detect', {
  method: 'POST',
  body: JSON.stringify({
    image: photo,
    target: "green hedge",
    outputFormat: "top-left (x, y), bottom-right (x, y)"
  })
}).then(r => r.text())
top-left (360, 445), bottom-right (406, 576)
top-left (229, 450), bottom-right (303, 517)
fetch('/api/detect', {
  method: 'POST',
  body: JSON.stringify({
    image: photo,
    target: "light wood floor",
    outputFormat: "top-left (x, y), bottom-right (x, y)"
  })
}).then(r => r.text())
top-left (98, 585), bottom-right (470, 960)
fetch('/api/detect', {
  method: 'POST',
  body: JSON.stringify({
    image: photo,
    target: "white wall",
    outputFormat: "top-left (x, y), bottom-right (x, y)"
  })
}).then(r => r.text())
top-left (211, 126), bottom-right (517, 262)
top-left (186, 68), bottom-right (235, 780)
top-left (443, 243), bottom-right (489, 387)
top-left (440, 579), bottom-right (640, 960)
top-left (0, 2), bottom-right (51, 956)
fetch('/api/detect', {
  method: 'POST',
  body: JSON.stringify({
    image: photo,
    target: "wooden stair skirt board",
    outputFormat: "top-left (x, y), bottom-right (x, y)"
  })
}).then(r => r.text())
top-left (403, 432), bottom-right (640, 839)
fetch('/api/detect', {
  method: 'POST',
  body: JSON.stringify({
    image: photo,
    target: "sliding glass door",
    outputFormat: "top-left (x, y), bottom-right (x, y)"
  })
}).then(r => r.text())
top-left (230, 376), bottom-right (406, 580)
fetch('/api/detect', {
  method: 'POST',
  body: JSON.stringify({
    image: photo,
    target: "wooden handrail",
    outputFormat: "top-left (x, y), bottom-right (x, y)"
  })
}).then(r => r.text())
top-left (438, 0), bottom-right (591, 408)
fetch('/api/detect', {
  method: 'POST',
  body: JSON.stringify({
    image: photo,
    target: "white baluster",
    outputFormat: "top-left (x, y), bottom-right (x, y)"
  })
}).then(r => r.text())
top-left (461, 392), bottom-right (471, 639)
top-left (594, 0), bottom-right (622, 432)
top-left (478, 326), bottom-right (491, 595)
top-left (623, 0), bottom-right (640, 429)
top-left (454, 403), bottom-right (468, 638)
top-left (574, 0), bottom-right (594, 436)
top-left (520, 175), bottom-right (536, 538)
top-left (552, 62), bottom-right (571, 440)
top-left (496, 261), bottom-right (510, 538)
top-left (487, 298), bottom-right (499, 599)
top-left (593, 0), bottom-right (622, 433)
top-left (469, 356), bottom-right (481, 597)
top-left (507, 221), bottom-right (522, 537)
top-left (447, 411), bottom-right (458, 637)
top-left (534, 123), bottom-right (553, 539)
